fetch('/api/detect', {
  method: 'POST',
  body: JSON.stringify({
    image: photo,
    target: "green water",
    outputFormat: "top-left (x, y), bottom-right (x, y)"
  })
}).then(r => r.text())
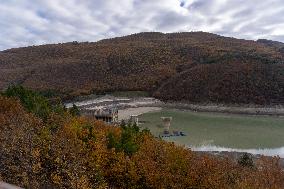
top-left (138, 109), bottom-right (284, 149)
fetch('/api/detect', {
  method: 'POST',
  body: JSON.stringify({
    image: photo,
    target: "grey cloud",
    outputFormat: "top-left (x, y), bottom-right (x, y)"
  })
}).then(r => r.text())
top-left (153, 11), bottom-right (190, 31)
top-left (0, 0), bottom-right (284, 50)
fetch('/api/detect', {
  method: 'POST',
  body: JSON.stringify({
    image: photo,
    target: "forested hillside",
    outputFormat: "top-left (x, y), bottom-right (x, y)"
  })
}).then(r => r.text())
top-left (0, 32), bottom-right (283, 104)
top-left (154, 63), bottom-right (284, 104)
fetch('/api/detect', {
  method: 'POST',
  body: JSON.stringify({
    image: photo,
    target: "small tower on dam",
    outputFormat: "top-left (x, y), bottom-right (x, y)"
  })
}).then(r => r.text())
top-left (130, 115), bottom-right (139, 125)
top-left (161, 117), bottom-right (172, 134)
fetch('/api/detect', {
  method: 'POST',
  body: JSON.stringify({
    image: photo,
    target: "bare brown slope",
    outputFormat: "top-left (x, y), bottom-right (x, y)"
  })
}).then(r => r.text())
top-left (0, 32), bottom-right (283, 103)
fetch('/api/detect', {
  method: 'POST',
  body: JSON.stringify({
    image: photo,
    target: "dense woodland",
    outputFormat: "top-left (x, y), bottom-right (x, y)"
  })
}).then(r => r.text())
top-left (154, 63), bottom-right (284, 104)
top-left (0, 32), bottom-right (283, 104)
top-left (1, 86), bottom-right (284, 188)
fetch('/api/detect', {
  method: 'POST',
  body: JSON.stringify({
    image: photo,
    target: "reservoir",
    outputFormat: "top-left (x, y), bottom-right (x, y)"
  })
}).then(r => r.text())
top-left (66, 95), bottom-right (284, 157)
top-left (139, 109), bottom-right (284, 157)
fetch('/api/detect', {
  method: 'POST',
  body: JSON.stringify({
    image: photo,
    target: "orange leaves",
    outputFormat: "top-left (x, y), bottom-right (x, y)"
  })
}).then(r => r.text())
top-left (1, 97), bottom-right (284, 188)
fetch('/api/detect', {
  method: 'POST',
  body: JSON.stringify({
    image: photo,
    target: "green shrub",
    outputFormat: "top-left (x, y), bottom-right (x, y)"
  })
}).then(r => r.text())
top-left (69, 104), bottom-right (80, 116)
top-left (3, 85), bottom-right (51, 120)
top-left (238, 153), bottom-right (254, 168)
top-left (107, 123), bottom-right (141, 156)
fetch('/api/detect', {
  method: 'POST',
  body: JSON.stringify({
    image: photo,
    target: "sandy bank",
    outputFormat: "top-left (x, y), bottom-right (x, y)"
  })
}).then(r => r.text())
top-left (158, 102), bottom-right (284, 116)
top-left (118, 107), bottom-right (162, 120)
top-left (65, 95), bottom-right (284, 116)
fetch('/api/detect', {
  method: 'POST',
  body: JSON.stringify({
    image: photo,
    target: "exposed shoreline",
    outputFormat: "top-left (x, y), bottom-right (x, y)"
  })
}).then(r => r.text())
top-left (118, 107), bottom-right (162, 120)
top-left (191, 145), bottom-right (284, 158)
top-left (195, 150), bottom-right (284, 167)
top-left (117, 102), bottom-right (284, 118)
top-left (159, 102), bottom-right (284, 117)
top-left (65, 95), bottom-right (284, 117)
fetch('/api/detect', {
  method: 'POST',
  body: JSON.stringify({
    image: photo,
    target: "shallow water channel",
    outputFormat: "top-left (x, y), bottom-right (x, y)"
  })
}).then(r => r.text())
top-left (138, 109), bottom-right (284, 157)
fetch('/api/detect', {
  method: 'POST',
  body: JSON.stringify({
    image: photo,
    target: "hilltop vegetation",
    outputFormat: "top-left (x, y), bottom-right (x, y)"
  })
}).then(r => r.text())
top-left (154, 63), bottom-right (284, 104)
top-left (1, 86), bottom-right (284, 188)
top-left (0, 32), bottom-right (283, 104)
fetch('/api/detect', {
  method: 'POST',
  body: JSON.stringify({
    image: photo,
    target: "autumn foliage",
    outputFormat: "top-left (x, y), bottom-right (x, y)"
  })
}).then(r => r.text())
top-left (0, 88), bottom-right (284, 188)
top-left (0, 32), bottom-right (283, 104)
top-left (154, 63), bottom-right (284, 104)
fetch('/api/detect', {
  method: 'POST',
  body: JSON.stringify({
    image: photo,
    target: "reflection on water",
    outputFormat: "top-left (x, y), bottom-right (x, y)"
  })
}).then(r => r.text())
top-left (192, 145), bottom-right (284, 158)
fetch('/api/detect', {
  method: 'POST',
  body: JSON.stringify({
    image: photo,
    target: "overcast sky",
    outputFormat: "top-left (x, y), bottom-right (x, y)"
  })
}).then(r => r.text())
top-left (0, 0), bottom-right (284, 50)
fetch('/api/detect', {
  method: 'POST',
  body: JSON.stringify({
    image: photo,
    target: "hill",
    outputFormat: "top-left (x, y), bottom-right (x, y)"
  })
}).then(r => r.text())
top-left (257, 39), bottom-right (284, 49)
top-left (0, 32), bottom-right (283, 104)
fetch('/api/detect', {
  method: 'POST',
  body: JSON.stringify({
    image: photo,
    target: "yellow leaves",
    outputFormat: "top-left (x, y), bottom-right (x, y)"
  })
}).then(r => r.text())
top-left (2, 97), bottom-right (284, 188)
top-left (74, 175), bottom-right (92, 189)
top-left (67, 116), bottom-right (87, 130)
top-left (55, 157), bottom-right (62, 164)
top-left (51, 173), bottom-right (62, 185)
top-left (32, 148), bottom-right (40, 158)
top-left (32, 162), bottom-right (42, 174)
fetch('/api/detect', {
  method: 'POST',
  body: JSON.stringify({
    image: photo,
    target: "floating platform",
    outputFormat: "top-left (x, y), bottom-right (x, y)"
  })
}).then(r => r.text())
top-left (160, 131), bottom-right (187, 138)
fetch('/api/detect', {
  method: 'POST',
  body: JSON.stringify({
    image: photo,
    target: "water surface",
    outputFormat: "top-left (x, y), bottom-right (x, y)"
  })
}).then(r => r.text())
top-left (139, 109), bottom-right (284, 157)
